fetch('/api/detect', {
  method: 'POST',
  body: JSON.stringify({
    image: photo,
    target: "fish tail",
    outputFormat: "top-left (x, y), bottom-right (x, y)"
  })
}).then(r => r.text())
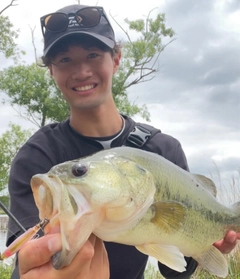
top-left (196, 246), bottom-right (228, 277)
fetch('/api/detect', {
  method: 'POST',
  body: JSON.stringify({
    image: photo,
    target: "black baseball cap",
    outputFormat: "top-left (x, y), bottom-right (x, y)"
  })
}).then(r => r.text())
top-left (41, 4), bottom-right (116, 56)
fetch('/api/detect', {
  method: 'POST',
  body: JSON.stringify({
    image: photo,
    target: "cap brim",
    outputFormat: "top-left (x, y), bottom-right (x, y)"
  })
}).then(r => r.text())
top-left (44, 31), bottom-right (115, 56)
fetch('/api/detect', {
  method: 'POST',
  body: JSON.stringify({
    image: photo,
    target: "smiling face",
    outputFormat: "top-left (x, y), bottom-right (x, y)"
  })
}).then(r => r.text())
top-left (48, 36), bottom-right (121, 112)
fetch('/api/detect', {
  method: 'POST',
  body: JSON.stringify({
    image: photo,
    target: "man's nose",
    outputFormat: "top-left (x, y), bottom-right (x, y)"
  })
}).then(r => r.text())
top-left (71, 62), bottom-right (93, 80)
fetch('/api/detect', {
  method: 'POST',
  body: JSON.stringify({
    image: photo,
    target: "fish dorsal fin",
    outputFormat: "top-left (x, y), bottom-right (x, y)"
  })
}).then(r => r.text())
top-left (195, 245), bottom-right (228, 277)
top-left (150, 201), bottom-right (186, 233)
top-left (193, 174), bottom-right (217, 197)
top-left (136, 244), bottom-right (186, 272)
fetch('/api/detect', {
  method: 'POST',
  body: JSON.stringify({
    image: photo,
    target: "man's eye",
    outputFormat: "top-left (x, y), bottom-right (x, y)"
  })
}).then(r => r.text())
top-left (88, 53), bottom-right (100, 59)
top-left (59, 57), bottom-right (71, 63)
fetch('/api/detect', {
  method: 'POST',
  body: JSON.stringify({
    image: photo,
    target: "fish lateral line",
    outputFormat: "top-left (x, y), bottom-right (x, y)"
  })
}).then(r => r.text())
top-left (0, 218), bottom-right (49, 261)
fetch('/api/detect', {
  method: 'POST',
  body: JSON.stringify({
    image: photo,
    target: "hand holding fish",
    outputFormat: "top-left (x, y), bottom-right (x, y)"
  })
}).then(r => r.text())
top-left (19, 233), bottom-right (109, 279)
top-left (214, 230), bottom-right (240, 254)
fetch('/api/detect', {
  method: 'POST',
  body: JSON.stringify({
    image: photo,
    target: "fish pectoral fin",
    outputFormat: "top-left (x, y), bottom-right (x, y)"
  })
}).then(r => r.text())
top-left (195, 245), bottom-right (228, 278)
top-left (136, 244), bottom-right (186, 273)
top-left (150, 201), bottom-right (186, 233)
top-left (193, 174), bottom-right (217, 197)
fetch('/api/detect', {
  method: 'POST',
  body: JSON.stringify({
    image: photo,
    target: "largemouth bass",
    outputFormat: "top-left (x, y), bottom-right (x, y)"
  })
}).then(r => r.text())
top-left (31, 146), bottom-right (240, 277)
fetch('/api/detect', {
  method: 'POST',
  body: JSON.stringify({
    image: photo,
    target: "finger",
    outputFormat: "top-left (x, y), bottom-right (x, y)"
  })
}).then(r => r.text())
top-left (91, 236), bottom-right (110, 278)
top-left (223, 232), bottom-right (237, 254)
top-left (224, 231), bottom-right (236, 243)
top-left (236, 232), bottom-right (240, 240)
top-left (92, 237), bottom-right (104, 261)
top-left (88, 234), bottom-right (97, 247)
top-left (215, 231), bottom-right (237, 254)
top-left (19, 234), bottom-right (62, 274)
top-left (21, 236), bottom-right (95, 279)
top-left (56, 237), bottom-right (95, 278)
top-left (93, 237), bottom-right (108, 264)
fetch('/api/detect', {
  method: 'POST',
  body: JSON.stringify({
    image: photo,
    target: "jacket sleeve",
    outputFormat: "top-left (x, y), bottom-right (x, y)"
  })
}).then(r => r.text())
top-left (158, 257), bottom-right (198, 279)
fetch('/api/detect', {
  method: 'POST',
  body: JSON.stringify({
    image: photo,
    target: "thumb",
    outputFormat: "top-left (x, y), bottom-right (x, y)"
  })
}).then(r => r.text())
top-left (19, 234), bottom-right (62, 274)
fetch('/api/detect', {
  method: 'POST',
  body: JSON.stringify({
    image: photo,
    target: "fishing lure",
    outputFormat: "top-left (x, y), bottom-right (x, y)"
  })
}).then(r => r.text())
top-left (0, 218), bottom-right (49, 260)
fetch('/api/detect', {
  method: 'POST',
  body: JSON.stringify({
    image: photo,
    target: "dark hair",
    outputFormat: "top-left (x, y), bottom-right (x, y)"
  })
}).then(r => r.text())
top-left (41, 34), bottom-right (121, 67)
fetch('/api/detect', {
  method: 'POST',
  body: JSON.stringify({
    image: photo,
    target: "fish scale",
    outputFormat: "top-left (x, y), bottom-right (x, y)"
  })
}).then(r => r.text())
top-left (31, 146), bottom-right (240, 278)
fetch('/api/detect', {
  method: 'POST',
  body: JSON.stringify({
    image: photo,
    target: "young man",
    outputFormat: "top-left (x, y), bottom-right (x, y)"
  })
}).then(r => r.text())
top-left (7, 4), bottom-right (240, 279)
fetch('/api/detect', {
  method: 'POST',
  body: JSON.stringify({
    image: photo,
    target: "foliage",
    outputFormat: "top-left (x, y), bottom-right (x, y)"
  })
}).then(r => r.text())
top-left (0, 123), bottom-right (33, 193)
top-left (112, 9), bottom-right (175, 120)
top-left (0, 0), bottom-right (24, 61)
top-left (144, 263), bottom-right (163, 278)
top-left (115, 94), bottom-right (150, 120)
top-left (0, 196), bottom-right (10, 207)
top-left (0, 264), bottom-right (12, 279)
top-left (0, 64), bottom-right (70, 127)
top-left (0, 15), bottom-right (19, 60)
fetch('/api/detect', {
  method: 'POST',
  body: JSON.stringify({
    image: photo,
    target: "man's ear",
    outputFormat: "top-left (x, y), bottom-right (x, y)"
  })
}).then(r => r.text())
top-left (113, 51), bottom-right (121, 74)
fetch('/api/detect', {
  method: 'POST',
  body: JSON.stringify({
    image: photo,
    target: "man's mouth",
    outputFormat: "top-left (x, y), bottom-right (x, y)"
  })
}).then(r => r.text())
top-left (73, 84), bottom-right (96, 92)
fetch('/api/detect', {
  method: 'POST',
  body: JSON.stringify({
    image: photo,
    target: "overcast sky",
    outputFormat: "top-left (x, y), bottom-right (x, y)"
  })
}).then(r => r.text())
top-left (0, 0), bottom-right (240, 198)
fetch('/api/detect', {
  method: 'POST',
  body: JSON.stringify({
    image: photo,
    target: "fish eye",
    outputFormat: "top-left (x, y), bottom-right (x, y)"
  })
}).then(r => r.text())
top-left (72, 163), bottom-right (88, 177)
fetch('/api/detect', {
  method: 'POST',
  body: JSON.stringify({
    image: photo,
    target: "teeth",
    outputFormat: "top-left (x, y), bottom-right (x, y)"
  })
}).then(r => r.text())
top-left (74, 85), bottom-right (94, 91)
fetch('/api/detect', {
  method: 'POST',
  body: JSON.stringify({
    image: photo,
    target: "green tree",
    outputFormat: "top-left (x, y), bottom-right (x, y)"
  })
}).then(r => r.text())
top-left (0, 0), bottom-right (23, 61)
top-left (0, 123), bottom-right (33, 193)
top-left (0, 265), bottom-right (12, 279)
top-left (112, 9), bottom-right (175, 120)
top-left (0, 64), bottom-right (69, 127)
top-left (0, 195), bottom-right (10, 207)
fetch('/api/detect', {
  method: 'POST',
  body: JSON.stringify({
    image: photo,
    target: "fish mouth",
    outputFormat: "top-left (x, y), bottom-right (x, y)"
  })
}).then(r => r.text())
top-left (31, 174), bottom-right (101, 269)
top-left (31, 175), bottom-right (61, 226)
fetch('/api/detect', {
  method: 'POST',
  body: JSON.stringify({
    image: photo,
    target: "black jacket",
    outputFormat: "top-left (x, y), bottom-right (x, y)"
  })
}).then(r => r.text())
top-left (7, 115), bottom-right (197, 279)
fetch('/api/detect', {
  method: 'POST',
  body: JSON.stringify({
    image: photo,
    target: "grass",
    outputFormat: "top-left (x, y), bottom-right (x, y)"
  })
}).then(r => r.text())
top-left (144, 248), bottom-right (240, 279)
top-left (192, 249), bottom-right (240, 278)
top-left (144, 262), bottom-right (164, 279)
top-left (211, 167), bottom-right (240, 205)
top-left (0, 264), bottom-right (12, 279)
top-left (2, 257), bottom-right (240, 279)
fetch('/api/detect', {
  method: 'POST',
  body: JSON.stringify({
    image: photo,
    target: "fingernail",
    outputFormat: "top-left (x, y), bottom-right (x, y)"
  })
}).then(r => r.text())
top-left (48, 236), bottom-right (61, 253)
